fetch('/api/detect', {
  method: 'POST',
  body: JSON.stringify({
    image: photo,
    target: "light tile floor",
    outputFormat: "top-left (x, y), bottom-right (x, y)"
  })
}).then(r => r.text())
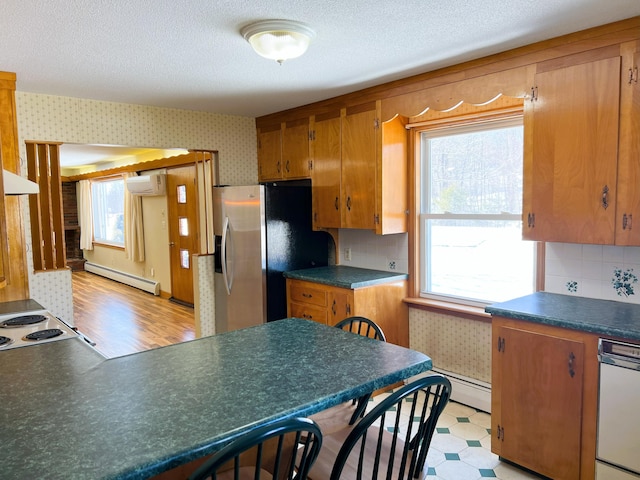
top-left (368, 391), bottom-right (545, 480)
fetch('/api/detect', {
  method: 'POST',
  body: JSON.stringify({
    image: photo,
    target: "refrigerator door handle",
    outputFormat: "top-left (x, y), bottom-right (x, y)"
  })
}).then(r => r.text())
top-left (221, 216), bottom-right (233, 295)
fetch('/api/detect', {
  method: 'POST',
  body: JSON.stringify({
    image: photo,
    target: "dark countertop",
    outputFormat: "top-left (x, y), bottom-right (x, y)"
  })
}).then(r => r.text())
top-left (0, 318), bottom-right (432, 479)
top-left (485, 292), bottom-right (640, 341)
top-left (0, 298), bottom-right (44, 315)
top-left (283, 265), bottom-right (408, 289)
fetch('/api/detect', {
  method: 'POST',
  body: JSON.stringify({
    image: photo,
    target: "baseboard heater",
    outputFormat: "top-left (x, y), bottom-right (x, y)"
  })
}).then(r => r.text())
top-left (84, 262), bottom-right (160, 296)
top-left (411, 368), bottom-right (491, 413)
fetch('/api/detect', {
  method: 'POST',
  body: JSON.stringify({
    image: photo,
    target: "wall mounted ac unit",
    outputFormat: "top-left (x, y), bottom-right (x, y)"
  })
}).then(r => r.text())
top-left (126, 174), bottom-right (166, 196)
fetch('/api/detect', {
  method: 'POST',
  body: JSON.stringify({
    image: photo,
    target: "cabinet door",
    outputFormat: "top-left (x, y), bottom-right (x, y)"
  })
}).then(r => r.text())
top-left (311, 113), bottom-right (342, 229)
top-left (493, 325), bottom-right (584, 480)
top-left (524, 54), bottom-right (620, 243)
top-left (342, 106), bottom-right (376, 230)
top-left (257, 127), bottom-right (282, 181)
top-left (0, 165), bottom-right (6, 288)
top-left (282, 120), bottom-right (310, 179)
top-left (327, 287), bottom-right (353, 326)
top-left (377, 115), bottom-right (408, 235)
top-left (616, 44), bottom-right (640, 245)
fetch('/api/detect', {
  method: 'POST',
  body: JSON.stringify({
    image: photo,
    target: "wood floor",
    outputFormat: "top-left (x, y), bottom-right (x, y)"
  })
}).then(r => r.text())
top-left (72, 271), bottom-right (195, 358)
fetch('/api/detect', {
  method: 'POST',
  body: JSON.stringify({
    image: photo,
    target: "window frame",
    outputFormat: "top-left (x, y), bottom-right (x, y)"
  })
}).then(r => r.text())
top-left (412, 112), bottom-right (540, 308)
top-left (91, 175), bottom-right (126, 249)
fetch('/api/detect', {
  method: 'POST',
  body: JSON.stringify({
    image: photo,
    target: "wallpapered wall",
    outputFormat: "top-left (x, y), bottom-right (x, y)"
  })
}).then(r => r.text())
top-left (15, 92), bottom-right (257, 324)
top-left (18, 92), bottom-right (635, 386)
top-left (338, 229), bottom-right (640, 383)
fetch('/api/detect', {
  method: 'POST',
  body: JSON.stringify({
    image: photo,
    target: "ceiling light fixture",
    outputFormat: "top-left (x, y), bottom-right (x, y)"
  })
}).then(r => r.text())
top-left (240, 20), bottom-right (316, 65)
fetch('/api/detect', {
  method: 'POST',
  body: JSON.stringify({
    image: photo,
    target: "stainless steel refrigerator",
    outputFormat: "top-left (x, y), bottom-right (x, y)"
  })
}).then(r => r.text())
top-left (213, 180), bottom-right (329, 333)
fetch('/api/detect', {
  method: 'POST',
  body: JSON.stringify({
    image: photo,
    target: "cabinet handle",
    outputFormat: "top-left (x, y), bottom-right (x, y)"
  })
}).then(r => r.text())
top-left (527, 212), bottom-right (535, 228)
top-left (334, 196), bottom-right (339, 211)
top-left (623, 213), bottom-right (633, 230)
top-left (331, 299), bottom-right (337, 315)
top-left (277, 161), bottom-right (281, 173)
top-left (602, 185), bottom-right (609, 210)
top-left (629, 66), bottom-right (638, 84)
top-left (346, 196), bottom-right (352, 211)
top-left (497, 336), bottom-right (505, 352)
top-left (496, 425), bottom-right (504, 441)
top-left (302, 293), bottom-right (312, 298)
top-left (346, 304), bottom-right (351, 315)
top-left (568, 352), bottom-right (576, 378)
top-left (285, 160), bottom-right (290, 173)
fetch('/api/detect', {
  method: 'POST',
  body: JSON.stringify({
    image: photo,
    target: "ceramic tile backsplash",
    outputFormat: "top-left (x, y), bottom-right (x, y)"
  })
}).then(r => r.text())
top-left (15, 92), bottom-right (257, 320)
top-left (338, 229), bottom-right (408, 273)
top-left (545, 242), bottom-right (640, 303)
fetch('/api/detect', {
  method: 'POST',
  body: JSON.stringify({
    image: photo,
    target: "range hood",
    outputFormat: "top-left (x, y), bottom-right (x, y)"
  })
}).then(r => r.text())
top-left (3, 170), bottom-right (39, 195)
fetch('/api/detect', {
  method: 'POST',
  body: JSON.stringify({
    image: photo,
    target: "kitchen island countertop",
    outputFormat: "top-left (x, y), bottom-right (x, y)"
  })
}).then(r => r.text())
top-left (486, 292), bottom-right (640, 341)
top-left (0, 318), bottom-right (431, 479)
top-left (284, 265), bottom-right (408, 289)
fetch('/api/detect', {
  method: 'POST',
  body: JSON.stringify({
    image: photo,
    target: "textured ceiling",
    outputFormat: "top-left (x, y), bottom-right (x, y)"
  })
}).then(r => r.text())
top-left (2, 0), bottom-right (640, 120)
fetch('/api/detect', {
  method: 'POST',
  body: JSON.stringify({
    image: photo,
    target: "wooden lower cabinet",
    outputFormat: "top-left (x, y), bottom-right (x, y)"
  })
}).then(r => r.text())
top-left (491, 317), bottom-right (599, 480)
top-left (286, 278), bottom-right (408, 347)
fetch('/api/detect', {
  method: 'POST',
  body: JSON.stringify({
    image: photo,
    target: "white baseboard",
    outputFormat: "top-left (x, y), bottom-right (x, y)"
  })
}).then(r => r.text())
top-left (84, 262), bottom-right (160, 296)
top-left (411, 368), bottom-right (491, 413)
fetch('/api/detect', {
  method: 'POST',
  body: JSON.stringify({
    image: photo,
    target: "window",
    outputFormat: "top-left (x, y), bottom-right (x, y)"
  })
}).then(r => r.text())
top-left (92, 177), bottom-right (125, 246)
top-left (419, 116), bottom-right (535, 305)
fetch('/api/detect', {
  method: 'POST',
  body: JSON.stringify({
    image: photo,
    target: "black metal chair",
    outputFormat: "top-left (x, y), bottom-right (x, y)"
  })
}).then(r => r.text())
top-left (310, 316), bottom-right (387, 433)
top-left (189, 417), bottom-right (322, 480)
top-left (309, 374), bottom-right (452, 480)
top-left (334, 316), bottom-right (386, 343)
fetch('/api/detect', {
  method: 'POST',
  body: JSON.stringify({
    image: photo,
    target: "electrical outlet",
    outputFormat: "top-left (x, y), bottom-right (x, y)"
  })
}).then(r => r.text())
top-left (388, 260), bottom-right (397, 270)
top-left (344, 248), bottom-right (352, 261)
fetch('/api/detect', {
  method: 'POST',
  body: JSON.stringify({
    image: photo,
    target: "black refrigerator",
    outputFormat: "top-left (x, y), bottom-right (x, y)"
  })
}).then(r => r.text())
top-left (213, 180), bottom-right (330, 333)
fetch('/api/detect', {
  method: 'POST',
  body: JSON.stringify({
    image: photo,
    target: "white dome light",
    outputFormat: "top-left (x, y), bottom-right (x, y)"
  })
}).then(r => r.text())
top-left (241, 20), bottom-right (316, 65)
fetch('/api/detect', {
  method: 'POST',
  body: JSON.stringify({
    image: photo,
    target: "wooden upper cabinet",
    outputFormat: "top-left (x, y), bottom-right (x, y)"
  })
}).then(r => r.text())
top-left (342, 105), bottom-right (377, 230)
top-left (282, 118), bottom-right (311, 179)
top-left (310, 102), bottom-right (408, 234)
top-left (258, 120), bottom-right (311, 182)
top-left (311, 112), bottom-right (341, 229)
top-left (0, 71), bottom-right (29, 299)
top-left (257, 125), bottom-right (282, 182)
top-left (377, 113), bottom-right (408, 235)
top-left (615, 41), bottom-right (640, 245)
top-left (523, 48), bottom-right (621, 244)
top-left (0, 154), bottom-right (6, 289)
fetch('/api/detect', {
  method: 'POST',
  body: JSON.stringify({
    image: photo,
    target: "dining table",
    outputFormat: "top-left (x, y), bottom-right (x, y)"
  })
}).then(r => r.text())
top-left (0, 317), bottom-right (432, 479)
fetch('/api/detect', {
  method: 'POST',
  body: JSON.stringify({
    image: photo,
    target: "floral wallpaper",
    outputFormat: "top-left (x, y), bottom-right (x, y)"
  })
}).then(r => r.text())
top-left (15, 92), bottom-right (257, 324)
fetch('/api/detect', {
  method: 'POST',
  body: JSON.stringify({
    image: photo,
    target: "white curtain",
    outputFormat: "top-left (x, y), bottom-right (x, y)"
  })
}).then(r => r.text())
top-left (124, 172), bottom-right (145, 262)
top-left (78, 180), bottom-right (93, 251)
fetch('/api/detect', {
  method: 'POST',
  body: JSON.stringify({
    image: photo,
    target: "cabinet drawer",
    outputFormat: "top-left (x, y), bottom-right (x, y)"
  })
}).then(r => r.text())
top-left (289, 302), bottom-right (328, 324)
top-left (289, 283), bottom-right (327, 307)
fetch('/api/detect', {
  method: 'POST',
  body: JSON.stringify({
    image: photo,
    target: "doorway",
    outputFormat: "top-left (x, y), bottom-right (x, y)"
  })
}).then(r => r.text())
top-left (166, 165), bottom-right (199, 306)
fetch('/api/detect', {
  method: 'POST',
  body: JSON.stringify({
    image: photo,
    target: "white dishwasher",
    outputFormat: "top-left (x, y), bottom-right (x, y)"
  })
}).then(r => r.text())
top-left (597, 338), bottom-right (640, 479)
